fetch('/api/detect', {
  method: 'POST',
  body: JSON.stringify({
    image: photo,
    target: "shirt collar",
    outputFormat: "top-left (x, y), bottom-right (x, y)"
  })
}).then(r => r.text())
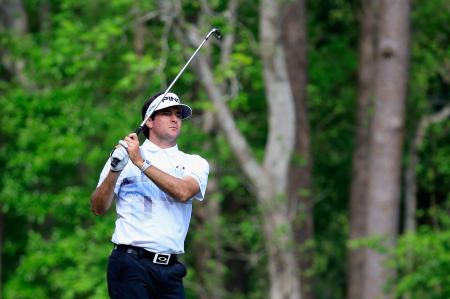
top-left (142, 139), bottom-right (179, 153)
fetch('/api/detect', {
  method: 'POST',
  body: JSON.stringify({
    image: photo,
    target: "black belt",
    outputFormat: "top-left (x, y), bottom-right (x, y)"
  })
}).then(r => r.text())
top-left (114, 244), bottom-right (178, 266)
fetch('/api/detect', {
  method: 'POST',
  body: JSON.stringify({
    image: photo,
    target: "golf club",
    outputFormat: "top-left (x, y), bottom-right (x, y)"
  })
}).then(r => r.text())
top-left (111, 28), bottom-right (222, 168)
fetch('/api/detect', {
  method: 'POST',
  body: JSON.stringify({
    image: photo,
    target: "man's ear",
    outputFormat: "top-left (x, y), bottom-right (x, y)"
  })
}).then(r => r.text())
top-left (146, 118), bottom-right (153, 129)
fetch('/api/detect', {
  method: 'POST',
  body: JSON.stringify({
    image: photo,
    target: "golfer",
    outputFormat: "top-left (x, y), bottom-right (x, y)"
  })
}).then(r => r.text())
top-left (91, 91), bottom-right (209, 299)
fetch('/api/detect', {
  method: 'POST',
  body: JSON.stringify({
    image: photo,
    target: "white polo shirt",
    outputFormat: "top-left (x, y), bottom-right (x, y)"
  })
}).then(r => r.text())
top-left (97, 139), bottom-right (209, 254)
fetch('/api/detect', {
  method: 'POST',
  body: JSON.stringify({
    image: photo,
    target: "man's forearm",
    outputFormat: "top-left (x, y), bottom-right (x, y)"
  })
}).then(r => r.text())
top-left (91, 171), bottom-right (120, 215)
top-left (140, 165), bottom-right (199, 203)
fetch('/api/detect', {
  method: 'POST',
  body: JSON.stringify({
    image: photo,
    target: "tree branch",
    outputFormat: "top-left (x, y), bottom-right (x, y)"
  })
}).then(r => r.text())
top-left (162, 0), bottom-right (264, 187)
top-left (196, 53), bottom-right (264, 186)
top-left (404, 103), bottom-right (450, 232)
top-left (220, 0), bottom-right (239, 98)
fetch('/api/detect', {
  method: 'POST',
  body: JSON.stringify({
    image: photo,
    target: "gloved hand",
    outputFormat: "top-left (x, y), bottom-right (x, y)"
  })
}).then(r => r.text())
top-left (110, 141), bottom-right (129, 172)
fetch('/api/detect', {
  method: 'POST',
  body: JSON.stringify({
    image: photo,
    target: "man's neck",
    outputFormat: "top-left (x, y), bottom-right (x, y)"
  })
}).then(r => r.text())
top-left (148, 137), bottom-right (176, 149)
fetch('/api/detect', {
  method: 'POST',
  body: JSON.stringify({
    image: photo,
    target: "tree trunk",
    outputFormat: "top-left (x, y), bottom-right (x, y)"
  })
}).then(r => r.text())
top-left (192, 162), bottom-right (225, 299)
top-left (259, 1), bottom-right (300, 296)
top-left (191, 111), bottom-right (225, 299)
top-left (132, 1), bottom-right (147, 95)
top-left (362, 1), bottom-right (410, 299)
top-left (260, 196), bottom-right (302, 299)
top-left (198, 52), bottom-right (302, 298)
top-left (281, 1), bottom-right (314, 298)
top-left (0, 0), bottom-right (27, 33)
top-left (39, 0), bottom-right (51, 34)
top-left (347, 2), bottom-right (378, 299)
top-left (0, 212), bottom-right (3, 299)
top-left (0, 1), bottom-right (28, 296)
top-left (0, 0), bottom-right (31, 88)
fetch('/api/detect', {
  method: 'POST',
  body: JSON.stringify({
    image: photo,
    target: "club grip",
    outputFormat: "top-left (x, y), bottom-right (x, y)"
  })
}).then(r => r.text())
top-left (111, 126), bottom-right (141, 168)
top-left (111, 157), bottom-right (120, 168)
top-left (134, 126), bottom-right (142, 135)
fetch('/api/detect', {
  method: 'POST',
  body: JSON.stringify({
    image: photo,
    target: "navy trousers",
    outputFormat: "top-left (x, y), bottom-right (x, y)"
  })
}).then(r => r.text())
top-left (107, 246), bottom-right (187, 299)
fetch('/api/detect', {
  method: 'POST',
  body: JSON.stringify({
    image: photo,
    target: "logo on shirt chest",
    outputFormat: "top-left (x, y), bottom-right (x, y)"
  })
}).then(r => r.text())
top-left (174, 164), bottom-right (186, 178)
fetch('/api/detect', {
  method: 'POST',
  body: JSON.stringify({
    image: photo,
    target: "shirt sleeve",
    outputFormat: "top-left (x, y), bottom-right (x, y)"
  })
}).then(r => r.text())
top-left (186, 155), bottom-right (209, 201)
top-left (97, 158), bottom-right (111, 187)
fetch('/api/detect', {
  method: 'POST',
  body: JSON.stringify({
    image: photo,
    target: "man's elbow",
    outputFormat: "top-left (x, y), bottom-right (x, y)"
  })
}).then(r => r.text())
top-left (91, 206), bottom-right (105, 216)
top-left (177, 195), bottom-right (191, 203)
top-left (177, 189), bottom-right (199, 203)
top-left (91, 194), bottom-right (107, 216)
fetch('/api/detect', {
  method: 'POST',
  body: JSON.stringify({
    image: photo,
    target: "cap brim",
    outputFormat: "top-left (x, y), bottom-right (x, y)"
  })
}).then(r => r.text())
top-left (178, 104), bottom-right (192, 120)
top-left (154, 103), bottom-right (192, 120)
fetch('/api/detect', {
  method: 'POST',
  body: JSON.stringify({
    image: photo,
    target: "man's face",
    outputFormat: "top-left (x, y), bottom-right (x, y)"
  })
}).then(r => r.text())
top-left (148, 106), bottom-right (182, 144)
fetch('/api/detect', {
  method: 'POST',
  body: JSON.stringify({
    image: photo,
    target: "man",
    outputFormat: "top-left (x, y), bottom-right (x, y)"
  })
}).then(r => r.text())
top-left (91, 91), bottom-right (209, 299)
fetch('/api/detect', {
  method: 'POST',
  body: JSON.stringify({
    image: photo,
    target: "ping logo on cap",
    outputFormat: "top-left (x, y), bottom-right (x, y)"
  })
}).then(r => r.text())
top-left (161, 95), bottom-right (180, 103)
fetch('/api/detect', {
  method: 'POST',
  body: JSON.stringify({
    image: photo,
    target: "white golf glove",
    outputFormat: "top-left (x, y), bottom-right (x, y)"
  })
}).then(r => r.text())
top-left (110, 140), bottom-right (129, 172)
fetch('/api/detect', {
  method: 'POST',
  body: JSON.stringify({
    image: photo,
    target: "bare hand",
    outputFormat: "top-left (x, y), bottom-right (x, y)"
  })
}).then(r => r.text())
top-left (123, 133), bottom-right (144, 168)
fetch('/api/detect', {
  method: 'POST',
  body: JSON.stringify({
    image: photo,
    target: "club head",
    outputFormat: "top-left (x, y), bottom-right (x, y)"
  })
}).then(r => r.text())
top-left (207, 28), bottom-right (222, 41)
top-left (212, 28), bottom-right (222, 41)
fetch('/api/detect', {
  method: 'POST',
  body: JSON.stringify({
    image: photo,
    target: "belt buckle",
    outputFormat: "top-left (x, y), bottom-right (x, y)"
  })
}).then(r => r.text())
top-left (153, 253), bottom-right (171, 265)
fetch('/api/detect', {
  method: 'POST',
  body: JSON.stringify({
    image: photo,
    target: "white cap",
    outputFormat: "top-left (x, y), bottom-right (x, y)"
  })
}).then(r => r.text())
top-left (145, 92), bottom-right (192, 120)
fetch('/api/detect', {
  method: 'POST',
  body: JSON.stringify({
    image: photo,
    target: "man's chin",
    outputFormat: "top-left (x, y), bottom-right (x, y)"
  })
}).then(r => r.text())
top-left (166, 132), bottom-right (179, 141)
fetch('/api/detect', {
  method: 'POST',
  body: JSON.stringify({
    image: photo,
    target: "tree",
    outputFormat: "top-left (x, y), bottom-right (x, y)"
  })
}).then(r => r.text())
top-left (362, 1), bottom-right (411, 298)
top-left (281, 1), bottom-right (315, 298)
top-left (347, 1), bottom-right (378, 299)
top-left (0, 0), bottom-right (28, 297)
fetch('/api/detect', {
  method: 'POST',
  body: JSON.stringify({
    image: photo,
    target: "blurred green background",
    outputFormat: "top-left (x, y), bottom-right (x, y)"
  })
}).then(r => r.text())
top-left (0, 0), bottom-right (449, 298)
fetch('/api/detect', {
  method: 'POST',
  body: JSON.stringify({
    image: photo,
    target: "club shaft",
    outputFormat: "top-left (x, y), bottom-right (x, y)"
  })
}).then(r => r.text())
top-left (138, 29), bottom-right (217, 129)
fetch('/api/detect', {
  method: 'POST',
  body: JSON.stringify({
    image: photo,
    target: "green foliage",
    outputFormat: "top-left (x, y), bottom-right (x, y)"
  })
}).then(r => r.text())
top-left (391, 224), bottom-right (450, 299)
top-left (1, 0), bottom-right (158, 298)
top-left (5, 218), bottom-right (115, 299)
top-left (307, 2), bottom-right (358, 298)
top-left (417, 121), bottom-right (450, 195)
